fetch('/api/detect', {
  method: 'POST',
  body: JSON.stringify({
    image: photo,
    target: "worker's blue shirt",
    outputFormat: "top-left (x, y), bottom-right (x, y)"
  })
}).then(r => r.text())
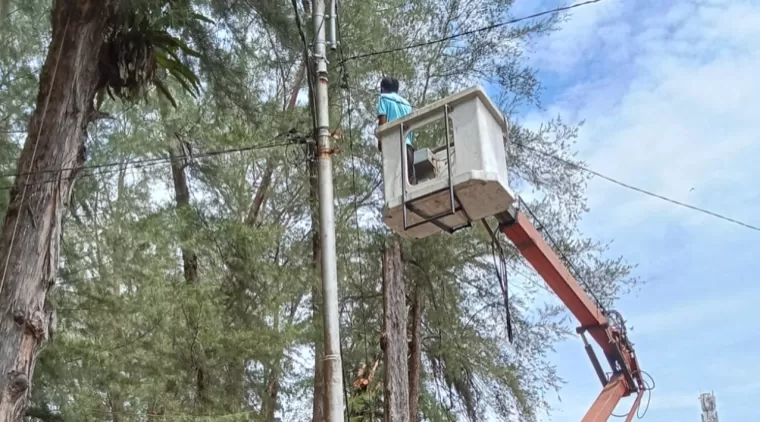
top-left (377, 93), bottom-right (413, 146)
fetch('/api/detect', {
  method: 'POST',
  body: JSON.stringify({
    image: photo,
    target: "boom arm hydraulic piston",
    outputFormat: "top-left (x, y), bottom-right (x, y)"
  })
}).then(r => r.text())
top-left (495, 203), bottom-right (646, 421)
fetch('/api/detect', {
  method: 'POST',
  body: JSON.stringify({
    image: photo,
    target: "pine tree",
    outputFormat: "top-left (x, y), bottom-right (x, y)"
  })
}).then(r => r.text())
top-left (0, 0), bottom-right (642, 421)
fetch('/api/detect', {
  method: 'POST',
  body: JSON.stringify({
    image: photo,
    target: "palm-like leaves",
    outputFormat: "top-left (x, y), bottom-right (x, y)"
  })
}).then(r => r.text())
top-left (100, 5), bottom-right (211, 108)
top-left (150, 29), bottom-right (203, 107)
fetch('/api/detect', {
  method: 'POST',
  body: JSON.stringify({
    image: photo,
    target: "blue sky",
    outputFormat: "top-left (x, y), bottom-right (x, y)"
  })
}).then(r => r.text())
top-left (507, 0), bottom-right (760, 420)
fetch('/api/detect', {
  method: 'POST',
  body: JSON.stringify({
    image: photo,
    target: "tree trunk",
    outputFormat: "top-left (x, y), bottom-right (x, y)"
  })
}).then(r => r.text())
top-left (146, 398), bottom-right (164, 422)
top-left (108, 390), bottom-right (124, 422)
top-left (260, 307), bottom-right (281, 422)
top-left (163, 98), bottom-right (210, 408)
top-left (407, 283), bottom-right (424, 422)
top-left (382, 239), bottom-right (409, 422)
top-left (262, 365), bottom-right (281, 421)
top-left (245, 61), bottom-right (305, 228)
top-left (0, 1), bottom-right (111, 420)
top-left (169, 147), bottom-right (200, 285)
top-left (246, 161), bottom-right (274, 227)
top-left (169, 147), bottom-right (209, 407)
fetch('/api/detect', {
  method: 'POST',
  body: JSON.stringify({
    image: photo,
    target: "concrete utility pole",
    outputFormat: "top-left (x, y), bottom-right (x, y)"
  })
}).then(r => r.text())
top-left (312, 0), bottom-right (345, 420)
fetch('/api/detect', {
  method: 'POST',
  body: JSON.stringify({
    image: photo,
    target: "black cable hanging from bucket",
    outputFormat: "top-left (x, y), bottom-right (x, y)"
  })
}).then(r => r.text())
top-left (483, 220), bottom-right (513, 343)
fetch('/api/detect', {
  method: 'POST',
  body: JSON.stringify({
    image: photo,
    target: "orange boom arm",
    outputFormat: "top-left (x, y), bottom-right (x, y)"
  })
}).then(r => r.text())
top-left (496, 205), bottom-right (646, 421)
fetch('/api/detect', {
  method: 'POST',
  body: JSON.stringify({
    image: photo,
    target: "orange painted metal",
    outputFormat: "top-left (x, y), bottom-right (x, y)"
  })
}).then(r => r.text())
top-left (581, 374), bottom-right (627, 422)
top-left (498, 206), bottom-right (646, 420)
top-left (581, 375), bottom-right (643, 422)
top-left (500, 210), bottom-right (611, 349)
top-left (624, 390), bottom-right (644, 422)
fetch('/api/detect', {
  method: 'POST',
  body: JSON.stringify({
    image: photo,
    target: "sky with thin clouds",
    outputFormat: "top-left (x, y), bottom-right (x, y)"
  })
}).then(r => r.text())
top-left (503, 0), bottom-right (760, 420)
top-left (281, 1), bottom-right (760, 419)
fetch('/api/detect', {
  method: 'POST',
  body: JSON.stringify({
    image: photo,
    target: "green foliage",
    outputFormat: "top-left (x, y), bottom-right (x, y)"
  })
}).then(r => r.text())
top-left (0, 0), bottom-right (641, 421)
top-left (0, 0), bottom-right (48, 217)
top-left (100, 0), bottom-right (210, 107)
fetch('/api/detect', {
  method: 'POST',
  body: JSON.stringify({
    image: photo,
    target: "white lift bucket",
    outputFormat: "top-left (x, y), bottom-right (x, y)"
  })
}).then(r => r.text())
top-left (379, 85), bottom-right (515, 240)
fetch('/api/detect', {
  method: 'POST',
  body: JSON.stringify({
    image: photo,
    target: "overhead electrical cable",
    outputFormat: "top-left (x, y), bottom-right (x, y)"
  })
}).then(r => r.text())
top-left (0, 137), bottom-right (310, 192)
top-left (514, 141), bottom-right (760, 232)
top-left (338, 0), bottom-right (603, 63)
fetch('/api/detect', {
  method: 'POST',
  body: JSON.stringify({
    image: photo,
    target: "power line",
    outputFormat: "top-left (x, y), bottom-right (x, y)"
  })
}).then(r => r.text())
top-left (291, 1), bottom-right (353, 419)
top-left (344, 89), bottom-right (758, 232)
top-left (0, 132), bottom-right (305, 180)
top-left (513, 142), bottom-right (760, 232)
top-left (339, 0), bottom-right (603, 63)
top-left (0, 159), bottom-right (168, 191)
top-left (289, 0), bottom-right (320, 142)
top-left (281, 79), bottom-right (758, 234)
top-left (332, 90), bottom-right (758, 233)
top-left (0, 138), bottom-right (308, 192)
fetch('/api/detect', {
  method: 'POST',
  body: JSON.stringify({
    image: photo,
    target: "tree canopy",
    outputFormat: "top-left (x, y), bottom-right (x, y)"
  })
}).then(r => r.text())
top-left (0, 0), bottom-right (640, 421)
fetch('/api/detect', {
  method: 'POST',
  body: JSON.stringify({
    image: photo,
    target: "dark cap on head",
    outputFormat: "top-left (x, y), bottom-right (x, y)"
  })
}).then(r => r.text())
top-left (380, 77), bottom-right (400, 93)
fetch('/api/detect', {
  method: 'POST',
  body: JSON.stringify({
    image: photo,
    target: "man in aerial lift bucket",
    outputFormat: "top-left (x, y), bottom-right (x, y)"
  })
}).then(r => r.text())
top-left (376, 77), bottom-right (416, 184)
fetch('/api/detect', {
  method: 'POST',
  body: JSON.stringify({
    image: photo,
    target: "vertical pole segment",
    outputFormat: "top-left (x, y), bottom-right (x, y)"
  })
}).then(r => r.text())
top-left (328, 0), bottom-right (337, 50)
top-left (313, 0), bottom-right (345, 420)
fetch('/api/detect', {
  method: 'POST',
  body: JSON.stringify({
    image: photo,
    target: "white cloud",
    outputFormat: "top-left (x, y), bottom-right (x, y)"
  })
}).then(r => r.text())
top-left (544, 3), bottom-right (626, 73)
top-left (524, 0), bottom-right (760, 234)
top-left (523, 2), bottom-right (760, 421)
